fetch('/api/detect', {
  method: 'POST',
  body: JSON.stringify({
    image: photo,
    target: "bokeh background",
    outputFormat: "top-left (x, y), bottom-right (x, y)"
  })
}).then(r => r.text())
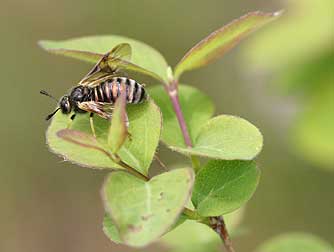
top-left (0, 0), bottom-right (333, 251)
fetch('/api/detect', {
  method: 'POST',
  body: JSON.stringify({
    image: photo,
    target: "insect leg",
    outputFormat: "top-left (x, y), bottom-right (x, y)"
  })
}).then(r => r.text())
top-left (67, 114), bottom-right (76, 129)
top-left (89, 113), bottom-right (97, 138)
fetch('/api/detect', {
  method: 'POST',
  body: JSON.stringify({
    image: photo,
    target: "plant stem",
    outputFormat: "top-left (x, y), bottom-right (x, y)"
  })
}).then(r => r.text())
top-left (166, 82), bottom-right (193, 147)
top-left (190, 155), bottom-right (201, 173)
top-left (210, 216), bottom-right (235, 252)
top-left (165, 79), bottom-right (235, 252)
top-left (183, 208), bottom-right (202, 220)
top-left (165, 81), bottom-right (201, 173)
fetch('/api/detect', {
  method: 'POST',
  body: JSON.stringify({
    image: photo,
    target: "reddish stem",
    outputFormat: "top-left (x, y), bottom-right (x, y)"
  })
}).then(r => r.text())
top-left (165, 80), bottom-right (235, 252)
top-left (165, 81), bottom-right (193, 147)
top-left (210, 216), bottom-right (235, 252)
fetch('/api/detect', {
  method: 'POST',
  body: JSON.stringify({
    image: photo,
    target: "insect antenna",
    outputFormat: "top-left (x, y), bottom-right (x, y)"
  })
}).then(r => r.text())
top-left (40, 90), bottom-right (60, 120)
top-left (40, 90), bottom-right (58, 104)
top-left (45, 108), bottom-right (60, 121)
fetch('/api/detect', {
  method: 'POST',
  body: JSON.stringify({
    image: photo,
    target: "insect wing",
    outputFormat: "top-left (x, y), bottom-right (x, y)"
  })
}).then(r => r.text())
top-left (77, 101), bottom-right (114, 119)
top-left (109, 43), bottom-right (132, 62)
top-left (79, 43), bottom-right (132, 86)
top-left (109, 59), bottom-right (164, 82)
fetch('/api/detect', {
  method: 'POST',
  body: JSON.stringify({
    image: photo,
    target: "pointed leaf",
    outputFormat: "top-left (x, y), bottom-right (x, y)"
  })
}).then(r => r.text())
top-left (192, 160), bottom-right (260, 216)
top-left (102, 168), bottom-right (194, 247)
top-left (108, 86), bottom-right (128, 153)
top-left (149, 84), bottom-right (214, 148)
top-left (47, 100), bottom-right (161, 175)
top-left (39, 35), bottom-right (168, 82)
top-left (256, 233), bottom-right (333, 252)
top-left (174, 11), bottom-right (282, 79)
top-left (117, 100), bottom-right (162, 175)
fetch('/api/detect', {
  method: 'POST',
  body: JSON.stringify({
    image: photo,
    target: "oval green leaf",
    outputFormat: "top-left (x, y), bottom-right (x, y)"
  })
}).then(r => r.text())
top-left (171, 115), bottom-right (263, 160)
top-left (174, 11), bottom-right (282, 80)
top-left (256, 233), bottom-right (333, 252)
top-left (192, 160), bottom-right (260, 216)
top-left (39, 35), bottom-right (169, 82)
top-left (102, 168), bottom-right (194, 247)
top-left (47, 100), bottom-right (161, 175)
top-left (149, 84), bottom-right (215, 148)
top-left (103, 212), bottom-right (189, 246)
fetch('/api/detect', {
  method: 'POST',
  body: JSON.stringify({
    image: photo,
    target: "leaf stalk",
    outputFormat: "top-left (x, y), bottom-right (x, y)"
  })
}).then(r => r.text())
top-left (165, 80), bottom-right (201, 172)
top-left (109, 153), bottom-right (150, 181)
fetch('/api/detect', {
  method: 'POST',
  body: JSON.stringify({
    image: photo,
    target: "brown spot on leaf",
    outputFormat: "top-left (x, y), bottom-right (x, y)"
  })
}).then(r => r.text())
top-left (158, 192), bottom-right (164, 200)
top-left (166, 209), bottom-right (171, 213)
top-left (127, 224), bottom-right (142, 233)
top-left (141, 214), bottom-right (154, 221)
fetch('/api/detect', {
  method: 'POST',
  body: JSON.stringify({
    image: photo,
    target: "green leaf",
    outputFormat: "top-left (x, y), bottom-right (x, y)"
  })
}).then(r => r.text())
top-left (162, 220), bottom-right (221, 252)
top-left (192, 160), bottom-right (260, 216)
top-left (171, 115), bottom-right (263, 160)
top-left (48, 118), bottom-right (122, 169)
top-left (292, 84), bottom-right (334, 170)
top-left (103, 212), bottom-right (189, 246)
top-left (149, 84), bottom-right (215, 148)
top-left (102, 168), bottom-right (194, 247)
top-left (161, 208), bottom-right (244, 252)
top-left (47, 100), bottom-right (161, 175)
top-left (275, 51), bottom-right (334, 94)
top-left (39, 35), bottom-right (169, 82)
top-left (256, 233), bottom-right (333, 252)
top-left (150, 85), bottom-right (262, 160)
top-left (56, 128), bottom-right (122, 167)
top-left (243, 0), bottom-right (333, 69)
top-left (174, 11), bottom-right (282, 80)
top-left (108, 86), bottom-right (128, 153)
top-left (241, 1), bottom-right (333, 171)
top-left (103, 214), bottom-right (122, 244)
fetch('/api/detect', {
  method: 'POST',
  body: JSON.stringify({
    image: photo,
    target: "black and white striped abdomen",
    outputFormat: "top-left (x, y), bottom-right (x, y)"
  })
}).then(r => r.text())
top-left (90, 77), bottom-right (146, 104)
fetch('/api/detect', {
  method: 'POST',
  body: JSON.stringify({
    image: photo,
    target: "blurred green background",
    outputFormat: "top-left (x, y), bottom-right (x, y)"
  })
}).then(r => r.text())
top-left (0, 0), bottom-right (333, 251)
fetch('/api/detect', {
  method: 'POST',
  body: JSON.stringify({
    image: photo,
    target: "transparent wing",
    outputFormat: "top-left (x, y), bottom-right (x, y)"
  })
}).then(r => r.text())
top-left (77, 101), bottom-right (114, 119)
top-left (109, 43), bottom-right (132, 62)
top-left (78, 43), bottom-right (132, 87)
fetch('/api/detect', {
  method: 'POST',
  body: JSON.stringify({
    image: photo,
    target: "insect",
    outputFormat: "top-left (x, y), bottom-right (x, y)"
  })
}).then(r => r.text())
top-left (40, 43), bottom-right (147, 137)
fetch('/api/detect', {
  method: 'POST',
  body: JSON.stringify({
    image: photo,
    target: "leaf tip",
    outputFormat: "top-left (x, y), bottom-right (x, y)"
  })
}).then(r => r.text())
top-left (37, 40), bottom-right (49, 50)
